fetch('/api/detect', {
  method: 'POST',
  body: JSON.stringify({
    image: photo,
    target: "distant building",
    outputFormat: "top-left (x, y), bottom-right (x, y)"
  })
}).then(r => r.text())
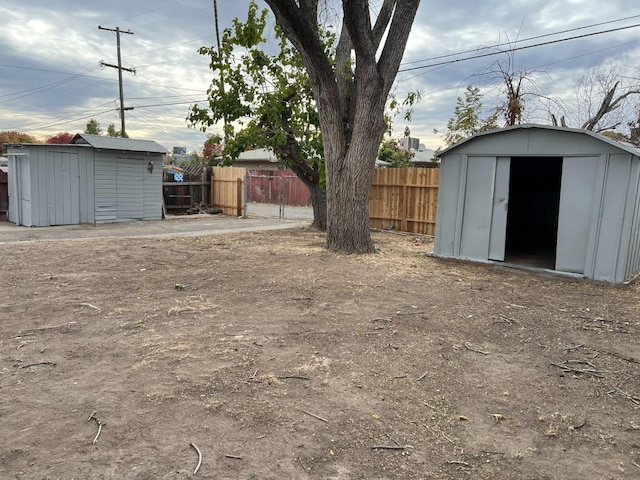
top-left (232, 148), bottom-right (280, 170)
top-left (399, 137), bottom-right (420, 150)
top-left (399, 137), bottom-right (438, 167)
top-left (173, 146), bottom-right (187, 155)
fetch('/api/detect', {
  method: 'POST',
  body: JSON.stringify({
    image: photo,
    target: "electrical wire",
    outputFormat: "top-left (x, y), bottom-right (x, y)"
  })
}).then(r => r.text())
top-left (399, 22), bottom-right (640, 73)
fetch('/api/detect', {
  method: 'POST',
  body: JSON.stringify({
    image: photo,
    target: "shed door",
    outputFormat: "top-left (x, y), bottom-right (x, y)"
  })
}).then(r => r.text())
top-left (48, 151), bottom-right (80, 225)
top-left (459, 156), bottom-right (499, 260)
top-left (488, 157), bottom-right (510, 261)
top-left (555, 156), bottom-right (600, 274)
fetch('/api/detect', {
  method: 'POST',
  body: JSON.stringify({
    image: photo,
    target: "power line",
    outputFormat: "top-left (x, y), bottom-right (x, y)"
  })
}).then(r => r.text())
top-left (399, 22), bottom-right (640, 73)
top-left (401, 14), bottom-right (640, 67)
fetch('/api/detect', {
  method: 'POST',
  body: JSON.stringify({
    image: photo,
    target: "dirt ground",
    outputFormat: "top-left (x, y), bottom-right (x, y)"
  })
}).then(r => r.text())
top-left (1, 225), bottom-right (639, 479)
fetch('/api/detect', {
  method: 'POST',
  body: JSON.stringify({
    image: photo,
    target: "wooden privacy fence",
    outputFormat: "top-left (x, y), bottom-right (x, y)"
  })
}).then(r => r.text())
top-left (210, 166), bottom-right (440, 234)
top-left (369, 168), bottom-right (440, 235)
top-left (211, 166), bottom-right (246, 216)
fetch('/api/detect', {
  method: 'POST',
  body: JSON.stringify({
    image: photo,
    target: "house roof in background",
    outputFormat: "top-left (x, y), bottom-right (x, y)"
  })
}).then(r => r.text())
top-left (236, 148), bottom-right (278, 162)
top-left (71, 134), bottom-right (167, 154)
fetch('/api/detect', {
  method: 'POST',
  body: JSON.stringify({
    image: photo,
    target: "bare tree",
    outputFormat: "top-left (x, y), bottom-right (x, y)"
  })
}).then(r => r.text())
top-left (263, 0), bottom-right (420, 253)
top-left (578, 67), bottom-right (640, 132)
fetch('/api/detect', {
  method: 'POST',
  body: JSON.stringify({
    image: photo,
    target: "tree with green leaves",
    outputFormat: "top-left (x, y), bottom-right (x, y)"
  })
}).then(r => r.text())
top-left (378, 139), bottom-right (413, 168)
top-left (443, 85), bottom-right (499, 147)
top-left (84, 119), bottom-right (102, 135)
top-left (107, 123), bottom-right (128, 138)
top-left (262, 0), bottom-right (420, 252)
top-left (189, 2), bottom-right (327, 229)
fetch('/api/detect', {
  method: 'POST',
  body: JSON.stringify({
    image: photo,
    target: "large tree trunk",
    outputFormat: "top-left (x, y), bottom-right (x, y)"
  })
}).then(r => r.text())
top-left (265, 0), bottom-right (420, 253)
top-left (289, 162), bottom-right (327, 230)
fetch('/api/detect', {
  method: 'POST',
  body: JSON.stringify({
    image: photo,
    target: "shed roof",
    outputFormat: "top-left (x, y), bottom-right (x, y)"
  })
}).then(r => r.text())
top-left (71, 133), bottom-right (167, 154)
top-left (437, 124), bottom-right (640, 157)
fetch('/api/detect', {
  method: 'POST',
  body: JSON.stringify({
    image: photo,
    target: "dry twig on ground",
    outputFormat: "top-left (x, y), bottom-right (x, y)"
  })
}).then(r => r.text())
top-left (190, 442), bottom-right (202, 475)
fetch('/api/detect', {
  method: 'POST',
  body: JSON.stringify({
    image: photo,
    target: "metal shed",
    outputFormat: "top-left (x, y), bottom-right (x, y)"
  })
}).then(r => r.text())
top-left (7, 134), bottom-right (166, 226)
top-left (433, 124), bottom-right (640, 283)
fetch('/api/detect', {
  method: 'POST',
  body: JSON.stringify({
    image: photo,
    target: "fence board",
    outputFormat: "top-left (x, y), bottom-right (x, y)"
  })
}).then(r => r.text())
top-left (370, 168), bottom-right (440, 235)
top-left (209, 165), bottom-right (440, 235)
top-left (211, 166), bottom-right (246, 216)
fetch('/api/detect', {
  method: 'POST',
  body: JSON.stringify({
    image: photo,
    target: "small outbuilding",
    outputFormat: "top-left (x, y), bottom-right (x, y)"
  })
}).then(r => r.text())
top-left (434, 124), bottom-right (640, 283)
top-left (6, 134), bottom-right (166, 226)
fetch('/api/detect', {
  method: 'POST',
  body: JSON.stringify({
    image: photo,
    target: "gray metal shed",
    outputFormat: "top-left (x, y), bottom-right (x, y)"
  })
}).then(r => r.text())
top-left (434, 124), bottom-right (640, 283)
top-left (7, 134), bottom-right (166, 226)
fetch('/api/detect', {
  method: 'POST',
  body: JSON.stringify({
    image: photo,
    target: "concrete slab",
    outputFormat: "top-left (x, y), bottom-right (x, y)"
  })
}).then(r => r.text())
top-left (0, 214), bottom-right (309, 244)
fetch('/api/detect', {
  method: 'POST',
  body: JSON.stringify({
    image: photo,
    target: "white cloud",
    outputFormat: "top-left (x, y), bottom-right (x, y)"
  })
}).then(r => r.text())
top-left (0, 0), bottom-right (639, 151)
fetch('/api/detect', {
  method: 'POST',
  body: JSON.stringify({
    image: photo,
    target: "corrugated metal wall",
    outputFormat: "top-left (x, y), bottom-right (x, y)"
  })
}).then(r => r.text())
top-left (434, 127), bottom-right (640, 283)
top-left (623, 158), bottom-right (640, 281)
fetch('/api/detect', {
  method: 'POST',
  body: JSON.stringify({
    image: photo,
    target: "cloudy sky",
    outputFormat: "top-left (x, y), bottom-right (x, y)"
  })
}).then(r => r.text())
top-left (1, 1), bottom-right (639, 153)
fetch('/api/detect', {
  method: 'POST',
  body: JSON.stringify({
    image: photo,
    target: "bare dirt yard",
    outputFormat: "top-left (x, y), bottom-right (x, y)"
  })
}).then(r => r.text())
top-left (1, 226), bottom-right (639, 479)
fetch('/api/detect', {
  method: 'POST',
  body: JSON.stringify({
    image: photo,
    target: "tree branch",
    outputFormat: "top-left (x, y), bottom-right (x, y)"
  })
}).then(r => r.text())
top-left (377, 0), bottom-right (421, 96)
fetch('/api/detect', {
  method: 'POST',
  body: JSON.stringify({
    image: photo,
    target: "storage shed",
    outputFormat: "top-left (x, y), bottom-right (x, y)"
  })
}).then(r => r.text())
top-left (7, 134), bottom-right (166, 226)
top-left (434, 124), bottom-right (640, 283)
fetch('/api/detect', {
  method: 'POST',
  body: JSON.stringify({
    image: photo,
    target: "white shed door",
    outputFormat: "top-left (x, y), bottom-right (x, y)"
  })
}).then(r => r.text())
top-left (459, 156), bottom-right (499, 260)
top-left (488, 157), bottom-right (511, 261)
top-left (555, 156), bottom-right (600, 274)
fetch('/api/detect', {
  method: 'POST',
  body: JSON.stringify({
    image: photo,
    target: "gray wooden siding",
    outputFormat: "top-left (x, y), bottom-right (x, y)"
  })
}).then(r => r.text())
top-left (8, 146), bottom-right (94, 226)
top-left (143, 158), bottom-right (162, 219)
top-left (95, 153), bottom-right (118, 222)
top-left (95, 152), bottom-right (162, 222)
top-left (116, 158), bottom-right (144, 220)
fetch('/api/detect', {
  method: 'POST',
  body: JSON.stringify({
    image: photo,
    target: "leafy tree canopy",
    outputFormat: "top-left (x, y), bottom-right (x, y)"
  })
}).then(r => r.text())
top-left (107, 123), bottom-right (128, 138)
top-left (443, 85), bottom-right (499, 147)
top-left (378, 139), bottom-right (413, 168)
top-left (84, 119), bottom-right (102, 135)
top-left (46, 132), bottom-right (74, 144)
top-left (0, 131), bottom-right (38, 154)
top-left (189, 1), bottom-right (328, 228)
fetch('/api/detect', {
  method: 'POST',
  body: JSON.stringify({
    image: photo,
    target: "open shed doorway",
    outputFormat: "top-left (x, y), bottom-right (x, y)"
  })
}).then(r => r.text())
top-left (504, 157), bottom-right (563, 269)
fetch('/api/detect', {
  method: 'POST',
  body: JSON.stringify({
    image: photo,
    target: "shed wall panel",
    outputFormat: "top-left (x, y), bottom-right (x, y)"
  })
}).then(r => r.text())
top-left (448, 129), bottom-right (626, 157)
top-left (592, 154), bottom-right (632, 282)
top-left (434, 154), bottom-right (462, 256)
top-left (555, 156), bottom-right (600, 274)
top-left (94, 156), bottom-right (118, 222)
top-left (623, 158), bottom-right (640, 280)
top-left (116, 158), bottom-right (144, 219)
top-left (459, 156), bottom-right (496, 260)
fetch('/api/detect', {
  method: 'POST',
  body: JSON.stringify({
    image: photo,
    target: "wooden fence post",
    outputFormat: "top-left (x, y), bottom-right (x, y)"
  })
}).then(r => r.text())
top-left (236, 178), bottom-right (243, 217)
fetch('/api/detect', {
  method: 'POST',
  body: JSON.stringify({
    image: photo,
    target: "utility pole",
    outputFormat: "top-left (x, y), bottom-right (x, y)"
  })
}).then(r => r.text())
top-left (99, 25), bottom-right (135, 137)
top-left (213, 0), bottom-right (227, 141)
